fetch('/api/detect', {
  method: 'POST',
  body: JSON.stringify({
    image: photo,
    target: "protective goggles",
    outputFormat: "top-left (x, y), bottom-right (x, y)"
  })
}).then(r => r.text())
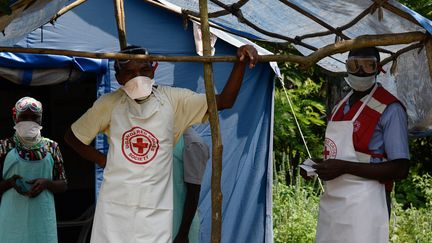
top-left (116, 59), bottom-right (159, 72)
top-left (15, 97), bottom-right (42, 113)
top-left (345, 57), bottom-right (378, 74)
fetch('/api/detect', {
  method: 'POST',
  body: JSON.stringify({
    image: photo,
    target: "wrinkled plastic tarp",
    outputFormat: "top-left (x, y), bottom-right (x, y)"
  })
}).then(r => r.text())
top-left (159, 0), bottom-right (432, 136)
top-left (0, 53), bottom-right (107, 85)
top-left (0, 0), bottom-right (67, 46)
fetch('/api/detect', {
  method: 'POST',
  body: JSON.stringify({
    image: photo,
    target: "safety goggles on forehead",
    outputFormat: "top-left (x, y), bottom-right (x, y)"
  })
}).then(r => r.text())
top-left (345, 56), bottom-right (378, 74)
top-left (117, 59), bottom-right (159, 72)
top-left (15, 98), bottom-right (42, 113)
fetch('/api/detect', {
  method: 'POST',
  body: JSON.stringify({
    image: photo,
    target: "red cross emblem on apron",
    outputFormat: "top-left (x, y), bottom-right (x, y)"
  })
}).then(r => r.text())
top-left (122, 126), bottom-right (159, 164)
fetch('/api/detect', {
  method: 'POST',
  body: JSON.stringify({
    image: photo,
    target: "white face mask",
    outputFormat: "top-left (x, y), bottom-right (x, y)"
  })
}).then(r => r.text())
top-left (345, 74), bottom-right (376, 92)
top-left (14, 121), bottom-right (42, 140)
top-left (121, 76), bottom-right (155, 100)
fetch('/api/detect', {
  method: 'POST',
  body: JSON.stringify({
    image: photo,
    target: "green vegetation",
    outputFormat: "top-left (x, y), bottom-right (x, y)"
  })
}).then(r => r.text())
top-left (273, 181), bottom-right (319, 243)
top-left (273, 166), bottom-right (432, 243)
top-left (399, 0), bottom-right (432, 18)
top-left (273, 47), bottom-right (327, 186)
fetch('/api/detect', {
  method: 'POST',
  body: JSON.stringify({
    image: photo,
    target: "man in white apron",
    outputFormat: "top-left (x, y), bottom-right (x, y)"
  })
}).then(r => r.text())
top-left (64, 45), bottom-right (258, 243)
top-left (312, 47), bottom-right (410, 243)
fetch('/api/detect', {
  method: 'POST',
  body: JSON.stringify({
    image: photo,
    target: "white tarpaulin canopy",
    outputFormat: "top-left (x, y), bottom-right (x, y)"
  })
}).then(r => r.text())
top-left (152, 0), bottom-right (432, 136)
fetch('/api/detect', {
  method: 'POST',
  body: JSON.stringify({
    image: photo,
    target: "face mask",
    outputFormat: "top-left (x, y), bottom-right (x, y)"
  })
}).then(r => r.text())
top-left (14, 121), bottom-right (42, 140)
top-left (345, 74), bottom-right (376, 91)
top-left (121, 76), bottom-right (155, 100)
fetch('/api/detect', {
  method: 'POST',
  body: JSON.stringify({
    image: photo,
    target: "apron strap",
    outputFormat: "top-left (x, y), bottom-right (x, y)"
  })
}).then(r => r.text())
top-left (152, 87), bottom-right (165, 105)
top-left (330, 90), bottom-right (353, 121)
top-left (351, 84), bottom-right (379, 122)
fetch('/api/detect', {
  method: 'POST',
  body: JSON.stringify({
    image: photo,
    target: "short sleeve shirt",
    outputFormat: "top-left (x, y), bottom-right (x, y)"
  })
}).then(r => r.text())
top-left (182, 128), bottom-right (210, 184)
top-left (71, 86), bottom-right (208, 146)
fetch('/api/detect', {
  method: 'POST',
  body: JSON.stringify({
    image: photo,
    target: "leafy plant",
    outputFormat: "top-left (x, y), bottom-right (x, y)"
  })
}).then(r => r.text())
top-left (390, 174), bottom-right (432, 242)
top-left (273, 167), bottom-right (320, 243)
top-left (271, 46), bottom-right (327, 185)
top-left (399, 0), bottom-right (432, 19)
top-left (0, 0), bottom-right (12, 15)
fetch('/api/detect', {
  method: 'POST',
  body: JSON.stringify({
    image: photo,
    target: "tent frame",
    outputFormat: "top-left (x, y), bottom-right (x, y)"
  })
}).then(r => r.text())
top-left (2, 0), bottom-right (432, 242)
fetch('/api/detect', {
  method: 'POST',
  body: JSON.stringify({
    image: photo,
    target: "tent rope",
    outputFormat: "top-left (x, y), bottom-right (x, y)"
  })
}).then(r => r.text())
top-left (277, 75), bottom-right (324, 191)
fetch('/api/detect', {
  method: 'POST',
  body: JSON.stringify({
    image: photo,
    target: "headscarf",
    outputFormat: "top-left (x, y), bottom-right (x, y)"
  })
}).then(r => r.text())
top-left (12, 97), bottom-right (44, 150)
top-left (12, 97), bottom-right (43, 124)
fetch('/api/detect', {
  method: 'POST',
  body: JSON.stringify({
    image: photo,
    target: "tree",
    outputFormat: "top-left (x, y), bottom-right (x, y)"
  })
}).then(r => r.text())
top-left (399, 0), bottom-right (432, 19)
top-left (270, 46), bottom-right (326, 185)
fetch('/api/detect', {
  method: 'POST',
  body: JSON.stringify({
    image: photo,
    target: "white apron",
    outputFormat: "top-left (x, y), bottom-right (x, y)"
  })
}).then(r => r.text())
top-left (90, 88), bottom-right (174, 243)
top-left (316, 85), bottom-right (389, 243)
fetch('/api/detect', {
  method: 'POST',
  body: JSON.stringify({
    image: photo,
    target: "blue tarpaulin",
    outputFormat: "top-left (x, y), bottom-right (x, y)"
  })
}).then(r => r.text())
top-left (0, 53), bottom-right (106, 72)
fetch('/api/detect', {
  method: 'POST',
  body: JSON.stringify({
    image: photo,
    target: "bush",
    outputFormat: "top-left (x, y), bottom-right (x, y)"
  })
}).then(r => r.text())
top-left (390, 174), bottom-right (432, 242)
top-left (273, 178), bottom-right (320, 243)
top-left (273, 171), bottom-right (432, 242)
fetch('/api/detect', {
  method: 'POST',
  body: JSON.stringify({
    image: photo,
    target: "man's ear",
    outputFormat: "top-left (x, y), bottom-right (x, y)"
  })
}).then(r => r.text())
top-left (115, 72), bottom-right (126, 86)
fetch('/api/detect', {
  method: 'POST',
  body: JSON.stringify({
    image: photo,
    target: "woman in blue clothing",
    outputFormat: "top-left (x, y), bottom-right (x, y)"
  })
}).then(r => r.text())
top-left (0, 96), bottom-right (67, 243)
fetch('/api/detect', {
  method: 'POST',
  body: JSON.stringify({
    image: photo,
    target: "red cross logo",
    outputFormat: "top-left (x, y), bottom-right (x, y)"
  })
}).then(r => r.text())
top-left (122, 127), bottom-right (159, 164)
top-left (323, 147), bottom-right (330, 160)
top-left (353, 120), bottom-right (361, 133)
top-left (132, 138), bottom-right (149, 154)
top-left (324, 138), bottom-right (337, 160)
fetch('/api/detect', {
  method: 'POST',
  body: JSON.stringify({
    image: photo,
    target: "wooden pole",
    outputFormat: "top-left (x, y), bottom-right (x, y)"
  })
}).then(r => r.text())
top-left (198, 0), bottom-right (222, 242)
top-left (113, 0), bottom-right (127, 50)
top-left (0, 31), bottom-right (425, 65)
top-left (52, 0), bottom-right (87, 22)
top-left (425, 38), bottom-right (432, 83)
top-left (302, 31), bottom-right (426, 67)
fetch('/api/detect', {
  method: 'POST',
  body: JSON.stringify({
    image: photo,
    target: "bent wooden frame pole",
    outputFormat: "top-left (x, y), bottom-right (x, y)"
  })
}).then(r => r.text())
top-left (198, 0), bottom-right (222, 242)
top-left (114, 0), bottom-right (127, 50)
top-left (51, 0), bottom-right (87, 22)
top-left (425, 38), bottom-right (432, 83)
top-left (0, 31), bottom-right (425, 65)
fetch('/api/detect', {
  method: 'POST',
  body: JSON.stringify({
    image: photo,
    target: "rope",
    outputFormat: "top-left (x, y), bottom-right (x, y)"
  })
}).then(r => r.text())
top-left (278, 76), bottom-right (312, 158)
top-left (277, 75), bottom-right (324, 191)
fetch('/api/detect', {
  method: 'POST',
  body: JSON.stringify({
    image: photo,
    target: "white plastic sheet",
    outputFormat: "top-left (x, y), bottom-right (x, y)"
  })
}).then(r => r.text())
top-left (159, 0), bottom-right (432, 135)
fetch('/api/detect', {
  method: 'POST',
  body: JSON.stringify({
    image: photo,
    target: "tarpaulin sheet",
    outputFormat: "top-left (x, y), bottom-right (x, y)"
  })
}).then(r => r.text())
top-left (158, 0), bottom-right (432, 135)
top-left (0, 0), bottom-right (68, 46)
top-left (0, 52), bottom-right (106, 72)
